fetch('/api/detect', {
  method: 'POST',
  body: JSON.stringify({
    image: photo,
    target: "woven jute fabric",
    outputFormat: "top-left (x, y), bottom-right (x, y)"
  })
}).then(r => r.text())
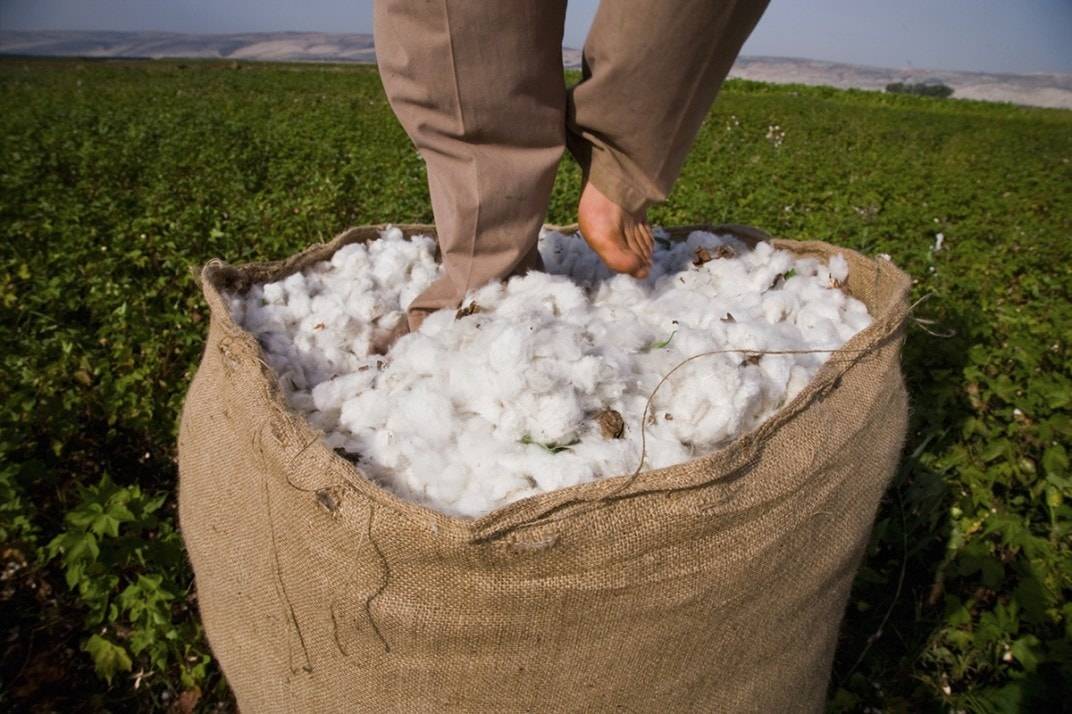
top-left (178, 224), bottom-right (911, 713)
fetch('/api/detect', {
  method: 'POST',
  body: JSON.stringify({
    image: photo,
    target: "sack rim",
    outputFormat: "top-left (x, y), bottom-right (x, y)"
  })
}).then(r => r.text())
top-left (195, 223), bottom-right (912, 542)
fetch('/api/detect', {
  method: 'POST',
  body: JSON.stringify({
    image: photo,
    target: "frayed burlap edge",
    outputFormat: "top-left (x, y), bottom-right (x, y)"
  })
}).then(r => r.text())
top-left (195, 223), bottom-right (911, 544)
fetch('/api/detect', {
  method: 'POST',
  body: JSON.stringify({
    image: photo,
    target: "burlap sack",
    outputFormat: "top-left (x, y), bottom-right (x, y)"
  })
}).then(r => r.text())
top-left (178, 224), bottom-right (911, 712)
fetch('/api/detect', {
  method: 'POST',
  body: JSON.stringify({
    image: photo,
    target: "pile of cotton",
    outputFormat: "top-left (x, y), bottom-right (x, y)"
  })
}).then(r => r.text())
top-left (226, 227), bottom-right (871, 518)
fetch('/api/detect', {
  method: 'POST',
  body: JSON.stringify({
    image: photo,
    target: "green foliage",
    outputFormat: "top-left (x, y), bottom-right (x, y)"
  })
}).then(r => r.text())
top-left (1, 58), bottom-right (1069, 711)
top-left (43, 474), bottom-right (208, 698)
top-left (520, 434), bottom-right (579, 454)
top-left (648, 329), bottom-right (678, 350)
top-left (887, 81), bottom-right (955, 98)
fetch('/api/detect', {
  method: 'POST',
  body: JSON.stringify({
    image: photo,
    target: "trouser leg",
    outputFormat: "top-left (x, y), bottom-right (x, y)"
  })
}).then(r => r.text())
top-left (373, 0), bottom-right (568, 331)
top-left (567, 0), bottom-right (770, 215)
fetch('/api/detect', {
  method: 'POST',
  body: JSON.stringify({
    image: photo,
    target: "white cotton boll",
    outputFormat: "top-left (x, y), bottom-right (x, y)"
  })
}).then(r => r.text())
top-left (312, 370), bottom-right (376, 412)
top-left (596, 273), bottom-right (649, 308)
top-left (785, 365), bottom-right (813, 403)
top-left (532, 323), bottom-right (584, 361)
top-left (409, 233), bottom-right (436, 253)
top-left (690, 400), bottom-right (736, 447)
top-left (386, 386), bottom-right (455, 446)
top-left (330, 242), bottom-right (364, 268)
top-left (496, 396), bottom-right (535, 443)
top-left (488, 324), bottom-right (532, 372)
top-left (587, 309), bottom-right (650, 353)
top-left (524, 360), bottom-right (565, 394)
top-left (546, 278), bottom-right (589, 316)
top-left (445, 351), bottom-right (502, 404)
top-left (391, 333), bottom-right (444, 375)
top-left (796, 308), bottom-right (842, 347)
top-left (467, 279), bottom-right (506, 310)
top-left (843, 300), bottom-right (873, 334)
top-left (834, 320), bottom-right (862, 342)
top-left (751, 251), bottom-right (795, 293)
top-left (377, 311), bottom-right (404, 334)
top-left (422, 460), bottom-right (469, 507)
top-left (569, 355), bottom-right (604, 395)
top-left (345, 291), bottom-right (381, 323)
top-left (339, 390), bottom-right (390, 432)
top-left (828, 254), bottom-right (849, 284)
top-left (531, 451), bottom-right (594, 492)
top-left (723, 320), bottom-right (772, 354)
top-left (470, 469), bottom-right (519, 506)
top-left (751, 240), bottom-right (774, 263)
top-left (282, 271), bottom-right (306, 296)
top-left (456, 420), bottom-right (504, 469)
top-left (452, 479), bottom-right (501, 519)
top-left (575, 437), bottom-right (635, 479)
top-left (262, 281), bottom-right (286, 305)
top-left (310, 293), bottom-right (346, 323)
top-left (400, 268), bottom-right (435, 309)
top-left (528, 391), bottom-right (584, 444)
top-left (285, 293), bottom-right (311, 323)
top-left (370, 248), bottom-right (410, 289)
top-left (762, 291), bottom-right (796, 324)
top-left (794, 257), bottom-right (821, 278)
top-left (666, 326), bottom-right (710, 359)
top-left (319, 345), bottom-right (346, 371)
top-left (416, 308), bottom-right (455, 337)
top-left (379, 226), bottom-right (405, 243)
top-left (644, 431), bottom-right (693, 470)
top-left (365, 429), bottom-right (404, 470)
top-left (758, 354), bottom-right (794, 395)
top-left (805, 298), bottom-right (843, 324)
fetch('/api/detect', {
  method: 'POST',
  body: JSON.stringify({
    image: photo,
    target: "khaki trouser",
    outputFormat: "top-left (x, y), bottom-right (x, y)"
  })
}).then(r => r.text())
top-left (373, 1), bottom-right (769, 331)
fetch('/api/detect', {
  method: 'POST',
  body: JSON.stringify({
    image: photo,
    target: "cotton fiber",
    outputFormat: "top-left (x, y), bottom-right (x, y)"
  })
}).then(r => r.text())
top-left (227, 227), bottom-right (872, 518)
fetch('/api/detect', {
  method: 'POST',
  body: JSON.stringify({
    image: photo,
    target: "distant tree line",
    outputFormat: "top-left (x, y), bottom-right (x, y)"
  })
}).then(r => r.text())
top-left (885, 82), bottom-right (954, 98)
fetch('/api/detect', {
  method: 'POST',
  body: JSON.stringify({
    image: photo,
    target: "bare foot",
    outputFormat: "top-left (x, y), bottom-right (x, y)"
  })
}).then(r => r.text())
top-left (577, 181), bottom-right (653, 279)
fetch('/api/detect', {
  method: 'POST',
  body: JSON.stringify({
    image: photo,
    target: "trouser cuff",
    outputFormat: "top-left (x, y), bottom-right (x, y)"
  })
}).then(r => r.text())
top-left (566, 129), bottom-right (652, 216)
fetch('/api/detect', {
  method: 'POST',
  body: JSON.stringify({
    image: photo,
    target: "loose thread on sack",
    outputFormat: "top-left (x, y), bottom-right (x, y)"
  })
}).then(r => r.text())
top-left (476, 290), bottom-right (952, 542)
top-left (262, 479), bottom-right (314, 674)
top-left (328, 498), bottom-right (375, 659)
top-left (364, 504), bottom-right (392, 654)
top-left (329, 600), bottom-right (350, 658)
top-left (907, 293), bottom-right (956, 338)
top-left (471, 346), bottom-right (872, 545)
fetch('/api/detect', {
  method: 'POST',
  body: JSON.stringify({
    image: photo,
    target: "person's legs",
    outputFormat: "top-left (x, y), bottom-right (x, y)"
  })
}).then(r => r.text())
top-left (569, 0), bottom-right (770, 241)
top-left (373, 0), bottom-right (568, 337)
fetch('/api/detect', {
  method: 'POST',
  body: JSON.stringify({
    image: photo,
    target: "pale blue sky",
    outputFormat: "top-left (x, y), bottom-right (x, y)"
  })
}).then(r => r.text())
top-left (2, 0), bottom-right (1070, 74)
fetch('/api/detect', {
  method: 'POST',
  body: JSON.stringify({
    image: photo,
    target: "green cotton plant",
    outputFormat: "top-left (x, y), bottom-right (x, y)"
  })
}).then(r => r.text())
top-left (45, 474), bottom-right (209, 690)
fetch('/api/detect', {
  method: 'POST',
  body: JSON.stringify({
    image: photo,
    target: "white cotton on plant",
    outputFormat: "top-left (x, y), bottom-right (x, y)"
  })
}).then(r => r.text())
top-left (228, 226), bottom-right (873, 518)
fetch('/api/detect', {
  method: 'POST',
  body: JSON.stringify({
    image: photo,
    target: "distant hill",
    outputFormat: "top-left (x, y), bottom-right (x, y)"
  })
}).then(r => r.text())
top-left (2, 30), bottom-right (1069, 110)
top-left (0, 30), bottom-right (378, 63)
top-left (728, 56), bottom-right (1072, 110)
